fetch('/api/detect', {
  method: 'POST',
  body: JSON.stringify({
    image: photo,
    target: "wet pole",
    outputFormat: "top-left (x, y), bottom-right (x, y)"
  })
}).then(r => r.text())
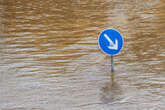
top-left (111, 55), bottom-right (114, 72)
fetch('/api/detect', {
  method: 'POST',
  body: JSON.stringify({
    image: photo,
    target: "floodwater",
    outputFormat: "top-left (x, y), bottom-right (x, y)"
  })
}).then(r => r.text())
top-left (0, 0), bottom-right (165, 110)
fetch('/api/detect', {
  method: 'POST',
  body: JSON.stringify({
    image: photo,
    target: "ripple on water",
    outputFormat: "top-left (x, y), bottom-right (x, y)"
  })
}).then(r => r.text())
top-left (0, 0), bottom-right (165, 110)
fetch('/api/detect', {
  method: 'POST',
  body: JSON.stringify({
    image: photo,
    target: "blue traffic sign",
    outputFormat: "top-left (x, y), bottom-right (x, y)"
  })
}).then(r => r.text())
top-left (98, 29), bottom-right (123, 55)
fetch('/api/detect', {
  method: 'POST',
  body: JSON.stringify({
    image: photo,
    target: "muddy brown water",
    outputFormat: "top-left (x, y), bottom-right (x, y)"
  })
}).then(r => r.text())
top-left (0, 0), bottom-right (165, 110)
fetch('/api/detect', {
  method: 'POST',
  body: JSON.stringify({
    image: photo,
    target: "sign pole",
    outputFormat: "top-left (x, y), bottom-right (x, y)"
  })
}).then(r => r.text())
top-left (111, 55), bottom-right (114, 72)
top-left (98, 29), bottom-right (123, 73)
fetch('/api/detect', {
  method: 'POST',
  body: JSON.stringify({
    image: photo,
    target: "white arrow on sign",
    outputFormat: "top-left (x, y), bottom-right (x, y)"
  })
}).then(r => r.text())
top-left (104, 34), bottom-right (118, 50)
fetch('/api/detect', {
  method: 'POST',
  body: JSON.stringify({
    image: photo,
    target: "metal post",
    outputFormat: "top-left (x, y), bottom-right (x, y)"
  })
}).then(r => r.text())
top-left (111, 55), bottom-right (114, 72)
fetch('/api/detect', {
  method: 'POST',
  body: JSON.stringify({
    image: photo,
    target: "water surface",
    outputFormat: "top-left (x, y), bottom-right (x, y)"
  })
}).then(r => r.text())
top-left (0, 0), bottom-right (165, 109)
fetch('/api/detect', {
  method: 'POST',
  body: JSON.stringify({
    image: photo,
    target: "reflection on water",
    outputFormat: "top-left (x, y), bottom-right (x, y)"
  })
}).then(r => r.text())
top-left (100, 73), bottom-right (123, 104)
top-left (0, 0), bottom-right (165, 109)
